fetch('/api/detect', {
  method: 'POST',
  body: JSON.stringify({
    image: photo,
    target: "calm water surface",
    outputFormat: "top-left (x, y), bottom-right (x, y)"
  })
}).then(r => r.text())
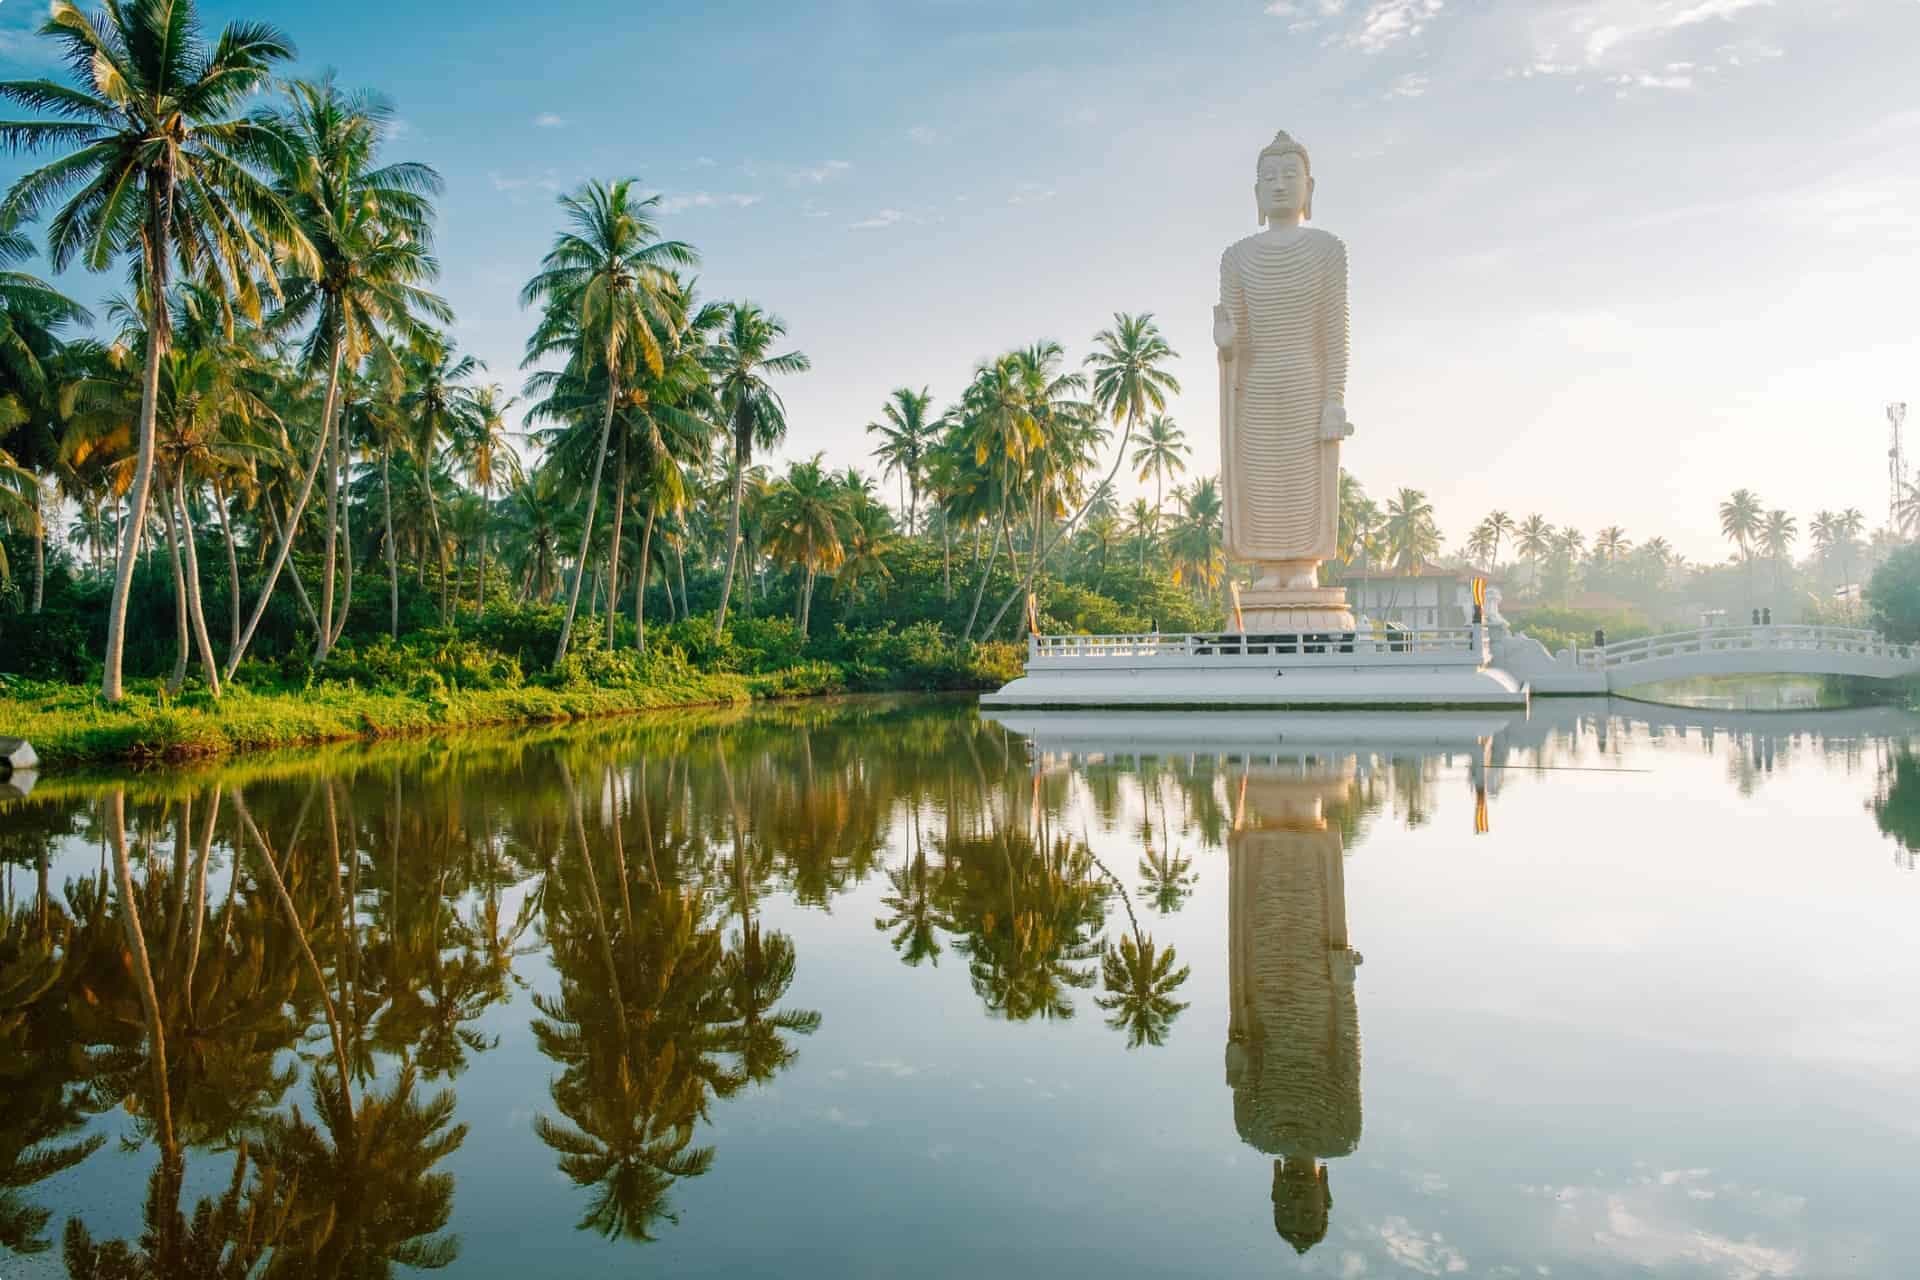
top-left (3, 695), bottom-right (1919, 1277)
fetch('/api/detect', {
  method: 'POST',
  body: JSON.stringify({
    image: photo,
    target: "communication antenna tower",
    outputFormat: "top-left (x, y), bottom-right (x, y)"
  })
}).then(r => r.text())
top-left (1889, 401), bottom-right (1909, 531)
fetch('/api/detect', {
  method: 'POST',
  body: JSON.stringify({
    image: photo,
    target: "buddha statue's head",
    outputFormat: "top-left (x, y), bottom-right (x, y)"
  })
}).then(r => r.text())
top-left (1255, 129), bottom-right (1314, 227)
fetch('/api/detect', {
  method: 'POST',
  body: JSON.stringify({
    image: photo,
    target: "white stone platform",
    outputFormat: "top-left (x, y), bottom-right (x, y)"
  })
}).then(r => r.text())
top-left (980, 627), bottom-right (1528, 710)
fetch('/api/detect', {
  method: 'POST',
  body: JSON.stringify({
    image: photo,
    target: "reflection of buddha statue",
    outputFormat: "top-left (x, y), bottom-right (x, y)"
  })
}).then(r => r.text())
top-left (1224, 760), bottom-right (1363, 1255)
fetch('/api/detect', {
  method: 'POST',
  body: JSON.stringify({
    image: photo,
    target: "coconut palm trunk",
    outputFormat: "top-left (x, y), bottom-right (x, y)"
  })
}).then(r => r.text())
top-left (383, 439), bottom-right (399, 638)
top-left (713, 445), bottom-right (749, 638)
top-left (174, 472), bottom-right (222, 697)
top-left (553, 340), bottom-right (620, 665)
top-left (316, 410), bottom-right (340, 661)
top-left (330, 420), bottom-right (353, 647)
top-left (101, 189), bottom-right (175, 702)
top-left (963, 502), bottom-right (1012, 642)
top-left (215, 484), bottom-right (241, 653)
top-left (633, 501), bottom-right (656, 652)
top-left (604, 433), bottom-right (627, 651)
top-left (29, 480), bottom-right (43, 613)
top-left (162, 482), bottom-right (189, 695)
top-left (228, 340), bottom-right (348, 680)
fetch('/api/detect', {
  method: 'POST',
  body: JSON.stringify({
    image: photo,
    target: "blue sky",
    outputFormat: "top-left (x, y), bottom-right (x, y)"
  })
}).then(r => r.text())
top-left (4, 0), bottom-right (1918, 560)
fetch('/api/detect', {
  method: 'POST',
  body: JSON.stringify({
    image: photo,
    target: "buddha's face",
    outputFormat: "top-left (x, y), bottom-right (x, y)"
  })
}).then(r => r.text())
top-left (1255, 151), bottom-right (1311, 225)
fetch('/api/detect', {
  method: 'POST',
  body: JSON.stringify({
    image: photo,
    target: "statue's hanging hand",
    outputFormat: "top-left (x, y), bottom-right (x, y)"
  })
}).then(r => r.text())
top-left (1212, 304), bottom-right (1237, 358)
top-left (1320, 400), bottom-right (1354, 442)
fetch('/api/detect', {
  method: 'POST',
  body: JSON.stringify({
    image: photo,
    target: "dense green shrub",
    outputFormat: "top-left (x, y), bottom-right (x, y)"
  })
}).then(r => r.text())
top-left (1508, 605), bottom-right (1654, 655)
top-left (1868, 545), bottom-right (1920, 643)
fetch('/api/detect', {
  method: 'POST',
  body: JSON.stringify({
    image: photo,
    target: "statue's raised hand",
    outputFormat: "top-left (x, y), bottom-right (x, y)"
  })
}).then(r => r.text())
top-left (1212, 303), bottom-right (1236, 354)
top-left (1320, 401), bottom-right (1353, 441)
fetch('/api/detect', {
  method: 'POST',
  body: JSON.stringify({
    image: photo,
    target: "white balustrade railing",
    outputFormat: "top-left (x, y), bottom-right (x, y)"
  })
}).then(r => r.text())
top-left (1028, 626), bottom-right (1490, 664)
top-left (1574, 625), bottom-right (1919, 672)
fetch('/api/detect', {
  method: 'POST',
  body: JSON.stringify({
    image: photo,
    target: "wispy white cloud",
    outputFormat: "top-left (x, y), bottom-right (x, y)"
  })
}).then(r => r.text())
top-left (1264, 0), bottom-right (1347, 32)
top-left (694, 155), bottom-right (718, 168)
top-left (789, 159), bottom-right (852, 185)
top-left (848, 208), bottom-right (904, 230)
top-left (533, 112), bottom-right (566, 128)
top-left (906, 124), bottom-right (938, 145)
top-left (1008, 182), bottom-right (1056, 206)
top-left (656, 191), bottom-right (763, 214)
top-left (1583, 0), bottom-right (1772, 62)
top-left (489, 169), bottom-right (564, 195)
top-left (1348, 0), bottom-right (1446, 52)
top-left (1387, 71), bottom-right (1430, 97)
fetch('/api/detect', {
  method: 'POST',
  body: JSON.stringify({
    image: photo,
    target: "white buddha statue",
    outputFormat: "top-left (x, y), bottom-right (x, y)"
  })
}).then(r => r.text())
top-left (1214, 130), bottom-right (1354, 632)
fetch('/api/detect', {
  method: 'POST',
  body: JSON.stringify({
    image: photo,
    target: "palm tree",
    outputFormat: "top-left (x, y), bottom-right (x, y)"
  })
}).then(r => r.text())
top-left (866, 386), bottom-right (933, 534)
top-left (399, 332), bottom-right (482, 625)
top-left (1, 0), bottom-right (310, 700)
top-left (1166, 478), bottom-right (1224, 603)
top-left (0, 212), bottom-right (89, 611)
top-left (1124, 497), bottom-right (1158, 573)
top-left (709, 301), bottom-right (808, 638)
top-left (1761, 508), bottom-right (1797, 600)
top-left (763, 455), bottom-right (849, 640)
top-left (454, 385), bottom-right (520, 617)
top-left (1809, 510), bottom-right (1837, 590)
top-left (1035, 311), bottom-right (1178, 587)
top-left (1130, 412), bottom-right (1189, 519)
top-left (1719, 488), bottom-right (1764, 607)
top-left (522, 178), bottom-right (696, 664)
top-left (1836, 507), bottom-right (1865, 614)
top-left (1515, 515), bottom-right (1554, 568)
top-left (1384, 487), bottom-right (1438, 572)
top-left (1594, 525), bottom-right (1632, 562)
top-left (228, 75), bottom-right (445, 670)
top-left (1465, 519), bottom-right (1496, 570)
top-left (1481, 509), bottom-right (1514, 575)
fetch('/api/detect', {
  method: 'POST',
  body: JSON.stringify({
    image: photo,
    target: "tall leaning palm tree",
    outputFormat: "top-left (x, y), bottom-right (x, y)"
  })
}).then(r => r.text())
top-left (0, 0), bottom-right (311, 701)
top-left (710, 301), bottom-right (808, 639)
top-left (522, 178), bottom-right (696, 665)
top-left (230, 74), bottom-right (444, 672)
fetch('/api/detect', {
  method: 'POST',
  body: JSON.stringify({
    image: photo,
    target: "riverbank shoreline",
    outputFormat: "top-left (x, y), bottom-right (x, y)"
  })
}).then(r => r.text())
top-left (0, 667), bottom-right (831, 768)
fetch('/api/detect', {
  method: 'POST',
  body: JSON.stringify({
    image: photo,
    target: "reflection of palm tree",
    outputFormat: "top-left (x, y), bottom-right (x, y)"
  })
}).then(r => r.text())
top-left (0, 893), bottom-right (100, 1256)
top-left (252, 1065), bottom-right (467, 1272)
top-left (1088, 850), bottom-right (1190, 1049)
top-left (875, 840), bottom-right (943, 967)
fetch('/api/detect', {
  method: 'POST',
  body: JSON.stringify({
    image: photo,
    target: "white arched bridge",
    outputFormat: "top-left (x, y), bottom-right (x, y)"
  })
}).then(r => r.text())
top-left (1513, 623), bottom-right (1920, 695)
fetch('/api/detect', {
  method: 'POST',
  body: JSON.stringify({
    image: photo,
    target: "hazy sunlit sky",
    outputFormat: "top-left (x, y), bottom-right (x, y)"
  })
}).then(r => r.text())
top-left (4, 0), bottom-right (1917, 561)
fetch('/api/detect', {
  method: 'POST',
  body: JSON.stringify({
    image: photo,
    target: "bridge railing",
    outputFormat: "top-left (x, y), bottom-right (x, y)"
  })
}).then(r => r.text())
top-left (1029, 626), bottom-right (1490, 663)
top-left (1574, 625), bottom-right (1919, 672)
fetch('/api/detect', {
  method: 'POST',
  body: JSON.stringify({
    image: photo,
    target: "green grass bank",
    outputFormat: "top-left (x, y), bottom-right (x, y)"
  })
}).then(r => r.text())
top-left (1, 618), bottom-right (1023, 768)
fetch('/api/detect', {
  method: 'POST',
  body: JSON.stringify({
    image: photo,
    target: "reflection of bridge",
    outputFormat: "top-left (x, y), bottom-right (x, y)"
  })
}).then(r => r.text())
top-left (1507, 624), bottom-right (1920, 695)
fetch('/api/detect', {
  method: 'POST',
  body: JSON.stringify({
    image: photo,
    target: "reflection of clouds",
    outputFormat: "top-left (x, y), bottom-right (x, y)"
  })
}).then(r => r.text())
top-left (859, 1058), bottom-right (918, 1078)
top-left (1526, 1170), bottom-right (1806, 1278)
top-left (1374, 1215), bottom-right (1469, 1274)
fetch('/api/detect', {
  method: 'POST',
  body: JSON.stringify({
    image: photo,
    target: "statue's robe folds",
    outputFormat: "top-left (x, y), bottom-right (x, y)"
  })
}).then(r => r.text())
top-left (1218, 228), bottom-right (1350, 565)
